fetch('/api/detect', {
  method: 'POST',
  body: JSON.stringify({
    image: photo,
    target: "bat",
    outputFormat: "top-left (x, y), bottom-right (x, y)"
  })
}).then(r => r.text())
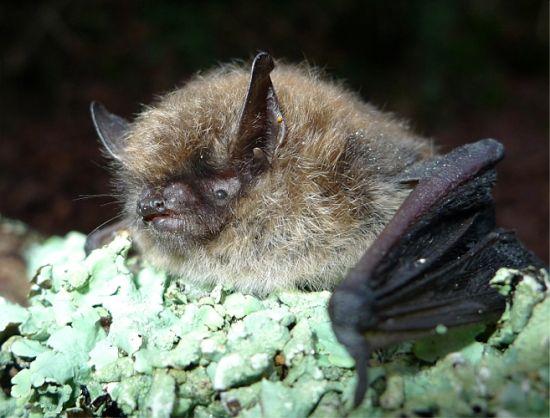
top-left (87, 52), bottom-right (434, 295)
top-left (88, 52), bottom-right (543, 406)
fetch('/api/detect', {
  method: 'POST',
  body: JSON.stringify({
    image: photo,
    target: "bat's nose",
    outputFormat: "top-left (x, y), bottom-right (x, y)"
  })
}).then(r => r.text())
top-left (137, 181), bottom-right (197, 220)
top-left (137, 193), bottom-right (166, 218)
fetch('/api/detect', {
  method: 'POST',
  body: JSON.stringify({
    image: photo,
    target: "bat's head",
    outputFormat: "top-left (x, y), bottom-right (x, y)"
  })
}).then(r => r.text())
top-left (92, 53), bottom-right (285, 252)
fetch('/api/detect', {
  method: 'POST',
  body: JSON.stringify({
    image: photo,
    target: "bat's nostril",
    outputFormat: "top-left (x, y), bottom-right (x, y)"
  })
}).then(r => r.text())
top-left (137, 197), bottom-right (166, 218)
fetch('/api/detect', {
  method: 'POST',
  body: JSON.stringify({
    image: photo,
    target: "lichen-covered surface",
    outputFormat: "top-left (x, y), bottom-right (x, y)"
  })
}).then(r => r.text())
top-left (0, 233), bottom-right (548, 418)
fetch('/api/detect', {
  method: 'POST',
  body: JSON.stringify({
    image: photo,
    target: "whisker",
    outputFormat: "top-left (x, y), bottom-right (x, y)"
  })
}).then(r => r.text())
top-left (100, 201), bottom-right (122, 208)
top-left (74, 194), bottom-right (122, 202)
top-left (86, 213), bottom-right (124, 239)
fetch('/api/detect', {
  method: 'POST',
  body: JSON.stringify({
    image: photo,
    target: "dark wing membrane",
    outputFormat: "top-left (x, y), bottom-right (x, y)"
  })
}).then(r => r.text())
top-left (370, 169), bottom-right (497, 295)
top-left (328, 139), bottom-right (544, 407)
top-left (84, 219), bottom-right (130, 254)
top-left (374, 229), bottom-right (535, 320)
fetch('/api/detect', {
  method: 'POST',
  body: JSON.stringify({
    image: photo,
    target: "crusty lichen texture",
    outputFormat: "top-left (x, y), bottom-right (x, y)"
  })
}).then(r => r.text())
top-left (0, 233), bottom-right (548, 418)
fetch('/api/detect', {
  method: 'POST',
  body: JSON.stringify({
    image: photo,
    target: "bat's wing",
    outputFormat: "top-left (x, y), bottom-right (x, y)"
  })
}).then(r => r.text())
top-left (84, 219), bottom-right (130, 255)
top-left (328, 138), bottom-right (544, 407)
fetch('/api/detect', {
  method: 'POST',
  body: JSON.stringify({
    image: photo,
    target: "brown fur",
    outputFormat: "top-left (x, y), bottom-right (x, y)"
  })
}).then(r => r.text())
top-left (113, 60), bottom-right (434, 295)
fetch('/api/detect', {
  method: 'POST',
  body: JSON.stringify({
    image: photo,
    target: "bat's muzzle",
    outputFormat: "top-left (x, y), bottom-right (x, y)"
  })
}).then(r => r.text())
top-left (137, 193), bottom-right (167, 220)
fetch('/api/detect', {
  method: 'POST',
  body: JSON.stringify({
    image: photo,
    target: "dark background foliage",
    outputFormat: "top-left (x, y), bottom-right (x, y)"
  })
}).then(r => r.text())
top-left (0, 0), bottom-right (547, 261)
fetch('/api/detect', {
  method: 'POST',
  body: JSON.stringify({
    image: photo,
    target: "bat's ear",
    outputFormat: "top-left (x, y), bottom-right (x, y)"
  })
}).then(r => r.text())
top-left (90, 101), bottom-right (130, 162)
top-left (230, 52), bottom-right (286, 175)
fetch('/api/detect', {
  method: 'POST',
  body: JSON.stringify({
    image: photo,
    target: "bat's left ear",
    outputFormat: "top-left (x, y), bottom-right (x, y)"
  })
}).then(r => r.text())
top-left (230, 52), bottom-right (286, 174)
top-left (90, 101), bottom-right (130, 162)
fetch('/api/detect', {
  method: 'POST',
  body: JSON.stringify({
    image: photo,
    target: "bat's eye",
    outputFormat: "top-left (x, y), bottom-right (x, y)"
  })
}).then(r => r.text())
top-left (214, 189), bottom-right (228, 200)
top-left (205, 176), bottom-right (240, 204)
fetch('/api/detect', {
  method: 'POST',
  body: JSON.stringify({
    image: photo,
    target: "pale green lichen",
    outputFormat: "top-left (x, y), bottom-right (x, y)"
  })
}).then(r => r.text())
top-left (0, 300), bottom-right (29, 333)
top-left (0, 232), bottom-right (548, 417)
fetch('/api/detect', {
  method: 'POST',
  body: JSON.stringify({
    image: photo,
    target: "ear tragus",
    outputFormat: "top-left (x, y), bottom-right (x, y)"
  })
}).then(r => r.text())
top-left (230, 52), bottom-right (286, 172)
top-left (90, 101), bottom-right (130, 161)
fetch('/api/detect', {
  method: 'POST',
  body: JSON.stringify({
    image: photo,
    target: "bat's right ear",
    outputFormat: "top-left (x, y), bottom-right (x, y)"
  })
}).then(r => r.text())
top-left (230, 52), bottom-right (286, 175)
top-left (90, 101), bottom-right (130, 161)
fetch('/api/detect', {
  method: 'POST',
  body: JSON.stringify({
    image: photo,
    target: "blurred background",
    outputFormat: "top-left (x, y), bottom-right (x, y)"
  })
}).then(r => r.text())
top-left (0, 0), bottom-right (548, 261)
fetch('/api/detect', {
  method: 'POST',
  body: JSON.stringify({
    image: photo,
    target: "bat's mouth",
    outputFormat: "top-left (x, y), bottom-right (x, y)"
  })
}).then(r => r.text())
top-left (142, 212), bottom-right (184, 232)
top-left (143, 212), bottom-right (173, 222)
